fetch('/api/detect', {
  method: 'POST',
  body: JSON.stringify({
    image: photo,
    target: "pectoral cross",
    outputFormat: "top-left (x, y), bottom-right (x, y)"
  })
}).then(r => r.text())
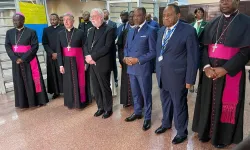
top-left (212, 43), bottom-right (217, 52)
top-left (67, 45), bottom-right (71, 51)
top-left (14, 45), bottom-right (18, 51)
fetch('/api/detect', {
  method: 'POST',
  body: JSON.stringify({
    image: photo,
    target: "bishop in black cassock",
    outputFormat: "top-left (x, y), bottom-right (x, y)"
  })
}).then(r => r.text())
top-left (42, 13), bottom-right (64, 99)
top-left (57, 13), bottom-right (87, 109)
top-left (192, 1), bottom-right (250, 148)
top-left (5, 13), bottom-right (48, 108)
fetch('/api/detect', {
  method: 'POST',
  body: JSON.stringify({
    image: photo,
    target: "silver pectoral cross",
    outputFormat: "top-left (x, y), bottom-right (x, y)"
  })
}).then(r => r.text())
top-left (67, 45), bottom-right (71, 51)
top-left (14, 45), bottom-right (18, 51)
top-left (212, 43), bottom-right (217, 52)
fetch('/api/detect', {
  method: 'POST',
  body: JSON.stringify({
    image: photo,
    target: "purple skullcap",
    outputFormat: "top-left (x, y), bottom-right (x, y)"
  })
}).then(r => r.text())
top-left (63, 12), bottom-right (74, 18)
top-left (15, 12), bottom-right (25, 18)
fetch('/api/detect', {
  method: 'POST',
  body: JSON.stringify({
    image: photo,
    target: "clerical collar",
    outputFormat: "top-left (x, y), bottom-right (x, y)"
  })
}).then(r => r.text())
top-left (95, 23), bottom-right (105, 30)
top-left (66, 27), bottom-right (74, 32)
top-left (16, 26), bottom-right (24, 31)
top-left (53, 24), bottom-right (60, 28)
top-left (224, 9), bottom-right (238, 18)
top-left (84, 21), bottom-right (90, 24)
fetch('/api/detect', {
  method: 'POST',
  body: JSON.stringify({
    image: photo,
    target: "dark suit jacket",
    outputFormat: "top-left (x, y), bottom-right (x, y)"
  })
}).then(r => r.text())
top-left (156, 21), bottom-right (199, 89)
top-left (124, 23), bottom-right (157, 76)
top-left (78, 21), bottom-right (93, 43)
top-left (84, 23), bottom-right (114, 72)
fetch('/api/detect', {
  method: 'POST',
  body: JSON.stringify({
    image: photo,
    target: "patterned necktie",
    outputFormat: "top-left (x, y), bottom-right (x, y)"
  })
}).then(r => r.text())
top-left (162, 28), bottom-right (173, 50)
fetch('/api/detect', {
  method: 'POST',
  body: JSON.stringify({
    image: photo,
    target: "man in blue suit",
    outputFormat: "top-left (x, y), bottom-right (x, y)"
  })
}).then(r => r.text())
top-left (124, 7), bottom-right (157, 131)
top-left (146, 13), bottom-right (160, 29)
top-left (154, 4), bottom-right (199, 144)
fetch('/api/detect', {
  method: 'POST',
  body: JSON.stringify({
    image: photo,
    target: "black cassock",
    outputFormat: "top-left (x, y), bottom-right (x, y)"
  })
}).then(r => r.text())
top-left (57, 27), bottom-right (88, 109)
top-left (117, 28), bottom-right (133, 106)
top-left (42, 25), bottom-right (64, 95)
top-left (5, 27), bottom-right (49, 108)
top-left (192, 12), bottom-right (250, 145)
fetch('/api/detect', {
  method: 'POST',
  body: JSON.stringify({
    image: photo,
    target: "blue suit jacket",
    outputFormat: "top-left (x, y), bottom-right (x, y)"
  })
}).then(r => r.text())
top-left (117, 22), bottom-right (128, 38)
top-left (124, 23), bottom-right (157, 76)
top-left (147, 20), bottom-right (160, 29)
top-left (156, 21), bottom-right (199, 89)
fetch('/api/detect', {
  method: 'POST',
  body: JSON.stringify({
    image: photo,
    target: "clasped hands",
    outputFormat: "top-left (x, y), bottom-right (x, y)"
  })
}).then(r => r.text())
top-left (123, 57), bottom-right (139, 66)
top-left (85, 55), bottom-right (96, 65)
top-left (16, 58), bottom-right (23, 64)
top-left (204, 67), bottom-right (228, 80)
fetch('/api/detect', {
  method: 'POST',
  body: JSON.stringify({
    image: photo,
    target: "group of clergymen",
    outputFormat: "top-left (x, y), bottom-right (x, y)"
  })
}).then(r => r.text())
top-left (5, 0), bottom-right (250, 149)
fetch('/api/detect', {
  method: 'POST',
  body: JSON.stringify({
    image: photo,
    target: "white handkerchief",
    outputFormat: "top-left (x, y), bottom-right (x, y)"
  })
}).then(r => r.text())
top-left (140, 35), bottom-right (146, 37)
top-left (201, 27), bottom-right (204, 28)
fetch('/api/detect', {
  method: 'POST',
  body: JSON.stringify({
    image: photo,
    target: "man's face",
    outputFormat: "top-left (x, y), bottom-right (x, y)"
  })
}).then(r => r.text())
top-left (13, 15), bottom-right (24, 28)
top-left (91, 11), bottom-right (103, 28)
top-left (120, 13), bottom-right (128, 23)
top-left (163, 6), bottom-right (180, 28)
top-left (220, 0), bottom-right (239, 15)
top-left (146, 14), bottom-right (151, 22)
top-left (103, 10), bottom-right (109, 20)
top-left (50, 15), bottom-right (59, 26)
top-left (133, 9), bottom-right (146, 25)
top-left (196, 10), bottom-right (204, 20)
top-left (82, 12), bottom-right (90, 22)
top-left (63, 16), bottom-right (74, 29)
top-left (59, 17), bottom-right (64, 25)
top-left (128, 12), bottom-right (134, 26)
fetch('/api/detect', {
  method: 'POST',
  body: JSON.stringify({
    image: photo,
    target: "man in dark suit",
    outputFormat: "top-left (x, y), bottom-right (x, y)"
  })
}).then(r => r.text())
top-left (124, 7), bottom-right (157, 131)
top-left (154, 4), bottom-right (199, 144)
top-left (117, 11), bottom-right (129, 38)
top-left (78, 11), bottom-right (93, 43)
top-left (85, 8), bottom-right (114, 119)
top-left (103, 9), bottom-right (118, 87)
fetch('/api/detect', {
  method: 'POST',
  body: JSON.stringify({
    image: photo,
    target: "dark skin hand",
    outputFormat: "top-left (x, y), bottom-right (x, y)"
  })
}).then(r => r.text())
top-left (123, 57), bottom-right (138, 66)
top-left (52, 53), bottom-right (57, 60)
top-left (212, 67), bottom-right (228, 80)
top-left (16, 58), bottom-right (23, 64)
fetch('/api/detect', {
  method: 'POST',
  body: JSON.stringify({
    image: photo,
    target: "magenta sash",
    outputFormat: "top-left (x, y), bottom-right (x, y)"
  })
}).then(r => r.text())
top-left (208, 44), bottom-right (241, 124)
top-left (12, 45), bottom-right (42, 93)
top-left (63, 47), bottom-right (86, 103)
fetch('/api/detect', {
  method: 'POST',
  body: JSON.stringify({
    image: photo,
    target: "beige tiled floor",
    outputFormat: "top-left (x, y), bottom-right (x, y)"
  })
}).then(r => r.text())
top-left (0, 71), bottom-right (250, 150)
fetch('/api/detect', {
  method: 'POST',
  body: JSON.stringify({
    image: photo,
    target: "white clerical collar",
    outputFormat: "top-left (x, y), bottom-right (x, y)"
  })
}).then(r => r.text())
top-left (167, 20), bottom-right (179, 30)
top-left (224, 9), bottom-right (238, 18)
top-left (53, 24), bottom-right (60, 28)
top-left (16, 26), bottom-right (24, 31)
top-left (66, 27), bottom-right (74, 31)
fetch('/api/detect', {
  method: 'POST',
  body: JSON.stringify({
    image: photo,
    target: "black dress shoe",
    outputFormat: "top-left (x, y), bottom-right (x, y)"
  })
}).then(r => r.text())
top-left (52, 93), bottom-right (59, 99)
top-left (102, 111), bottom-right (113, 119)
top-left (94, 109), bottom-right (104, 117)
top-left (155, 126), bottom-right (171, 134)
top-left (199, 138), bottom-right (210, 143)
top-left (123, 104), bottom-right (131, 108)
top-left (142, 120), bottom-right (151, 131)
top-left (172, 135), bottom-right (187, 144)
top-left (214, 144), bottom-right (227, 149)
top-left (125, 113), bottom-right (143, 122)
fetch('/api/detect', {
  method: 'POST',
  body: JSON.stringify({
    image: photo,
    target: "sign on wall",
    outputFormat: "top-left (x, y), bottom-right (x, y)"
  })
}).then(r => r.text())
top-left (19, 2), bottom-right (48, 43)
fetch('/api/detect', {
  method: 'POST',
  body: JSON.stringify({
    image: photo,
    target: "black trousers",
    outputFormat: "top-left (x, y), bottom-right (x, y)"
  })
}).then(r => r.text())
top-left (90, 65), bottom-right (113, 111)
top-left (112, 54), bottom-right (118, 82)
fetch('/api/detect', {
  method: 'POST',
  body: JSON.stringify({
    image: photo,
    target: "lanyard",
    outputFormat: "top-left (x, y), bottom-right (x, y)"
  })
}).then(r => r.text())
top-left (160, 23), bottom-right (178, 55)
